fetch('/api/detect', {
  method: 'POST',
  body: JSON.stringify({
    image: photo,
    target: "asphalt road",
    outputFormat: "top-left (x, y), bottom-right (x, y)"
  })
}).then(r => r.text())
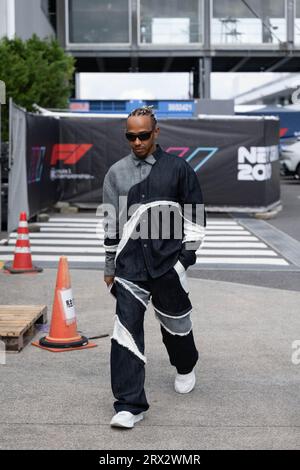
top-left (1, 179), bottom-right (299, 450)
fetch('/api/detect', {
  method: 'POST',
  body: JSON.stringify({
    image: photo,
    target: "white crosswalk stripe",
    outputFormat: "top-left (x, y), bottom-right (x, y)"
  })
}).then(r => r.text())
top-left (0, 215), bottom-right (290, 268)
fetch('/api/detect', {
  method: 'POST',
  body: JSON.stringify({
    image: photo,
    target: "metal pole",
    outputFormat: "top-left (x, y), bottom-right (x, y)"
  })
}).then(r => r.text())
top-left (56, 0), bottom-right (66, 48)
top-left (203, 0), bottom-right (211, 49)
top-left (198, 57), bottom-right (211, 99)
top-left (204, 57), bottom-right (211, 99)
top-left (0, 80), bottom-right (5, 232)
top-left (8, 97), bottom-right (12, 170)
top-left (0, 102), bottom-right (2, 231)
top-left (287, 0), bottom-right (295, 46)
top-left (198, 0), bottom-right (211, 100)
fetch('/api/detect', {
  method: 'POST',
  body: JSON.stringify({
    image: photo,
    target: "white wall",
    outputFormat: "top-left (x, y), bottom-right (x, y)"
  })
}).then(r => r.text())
top-left (0, 0), bottom-right (15, 39)
top-left (76, 73), bottom-right (192, 100)
top-left (14, 0), bottom-right (55, 40)
top-left (0, 0), bottom-right (55, 40)
top-left (0, 0), bottom-right (8, 38)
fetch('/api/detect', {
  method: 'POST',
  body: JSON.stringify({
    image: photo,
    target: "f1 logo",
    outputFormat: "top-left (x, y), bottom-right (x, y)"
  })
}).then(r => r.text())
top-left (50, 144), bottom-right (92, 166)
top-left (166, 147), bottom-right (218, 172)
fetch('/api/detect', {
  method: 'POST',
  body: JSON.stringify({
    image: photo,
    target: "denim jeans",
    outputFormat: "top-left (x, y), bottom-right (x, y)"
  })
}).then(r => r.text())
top-left (107, 260), bottom-right (199, 415)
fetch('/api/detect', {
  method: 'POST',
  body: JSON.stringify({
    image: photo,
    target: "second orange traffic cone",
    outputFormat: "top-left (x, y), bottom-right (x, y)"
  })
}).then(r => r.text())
top-left (32, 256), bottom-right (97, 352)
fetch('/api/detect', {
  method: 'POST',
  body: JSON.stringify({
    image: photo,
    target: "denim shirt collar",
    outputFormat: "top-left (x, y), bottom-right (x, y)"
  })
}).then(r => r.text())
top-left (130, 144), bottom-right (163, 166)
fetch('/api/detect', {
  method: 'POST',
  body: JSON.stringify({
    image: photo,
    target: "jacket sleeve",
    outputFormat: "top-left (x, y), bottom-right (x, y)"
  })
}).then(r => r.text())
top-left (102, 170), bottom-right (120, 276)
top-left (177, 162), bottom-right (206, 270)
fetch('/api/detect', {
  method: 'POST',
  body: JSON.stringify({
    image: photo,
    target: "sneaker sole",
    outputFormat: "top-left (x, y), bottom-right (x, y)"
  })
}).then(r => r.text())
top-left (110, 413), bottom-right (144, 429)
top-left (175, 385), bottom-right (195, 394)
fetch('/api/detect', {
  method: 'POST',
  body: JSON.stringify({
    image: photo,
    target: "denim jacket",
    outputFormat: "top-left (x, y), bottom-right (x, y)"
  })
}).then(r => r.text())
top-left (102, 144), bottom-right (206, 280)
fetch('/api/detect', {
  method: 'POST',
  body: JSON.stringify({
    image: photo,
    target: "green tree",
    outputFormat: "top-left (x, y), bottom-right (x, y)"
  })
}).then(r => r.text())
top-left (0, 34), bottom-right (75, 141)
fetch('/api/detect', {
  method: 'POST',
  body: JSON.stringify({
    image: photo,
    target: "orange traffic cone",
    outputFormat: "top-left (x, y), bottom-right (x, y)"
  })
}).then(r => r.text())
top-left (32, 256), bottom-right (97, 352)
top-left (4, 212), bottom-right (43, 274)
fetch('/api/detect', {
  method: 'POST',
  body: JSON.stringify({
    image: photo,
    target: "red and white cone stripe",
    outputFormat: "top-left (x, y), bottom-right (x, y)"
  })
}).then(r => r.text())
top-left (12, 212), bottom-right (34, 270)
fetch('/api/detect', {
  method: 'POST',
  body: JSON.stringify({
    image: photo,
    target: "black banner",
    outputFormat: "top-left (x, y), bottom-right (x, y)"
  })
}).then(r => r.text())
top-left (158, 118), bottom-right (280, 208)
top-left (57, 117), bottom-right (126, 203)
top-left (26, 113), bottom-right (59, 217)
top-left (25, 115), bottom-right (280, 215)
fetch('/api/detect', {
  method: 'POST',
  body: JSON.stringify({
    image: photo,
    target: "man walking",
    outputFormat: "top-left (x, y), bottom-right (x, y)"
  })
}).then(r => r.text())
top-left (102, 106), bottom-right (206, 428)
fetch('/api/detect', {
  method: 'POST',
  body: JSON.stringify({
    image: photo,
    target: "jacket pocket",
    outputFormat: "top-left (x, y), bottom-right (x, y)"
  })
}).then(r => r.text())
top-left (173, 260), bottom-right (189, 294)
top-left (107, 280), bottom-right (117, 298)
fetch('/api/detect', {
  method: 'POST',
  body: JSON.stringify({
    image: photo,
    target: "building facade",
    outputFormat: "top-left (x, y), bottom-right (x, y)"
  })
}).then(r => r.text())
top-left (55, 0), bottom-right (300, 98)
top-left (1, 1), bottom-right (300, 98)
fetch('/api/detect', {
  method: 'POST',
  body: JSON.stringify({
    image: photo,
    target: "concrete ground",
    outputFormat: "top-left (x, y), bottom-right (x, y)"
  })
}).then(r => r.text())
top-left (0, 268), bottom-right (300, 450)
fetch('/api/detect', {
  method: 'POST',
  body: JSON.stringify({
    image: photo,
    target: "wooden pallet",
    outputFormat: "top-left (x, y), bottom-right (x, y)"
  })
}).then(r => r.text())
top-left (0, 305), bottom-right (47, 352)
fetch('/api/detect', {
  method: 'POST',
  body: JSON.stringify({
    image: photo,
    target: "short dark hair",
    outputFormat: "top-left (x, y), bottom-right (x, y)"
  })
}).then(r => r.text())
top-left (127, 106), bottom-right (157, 128)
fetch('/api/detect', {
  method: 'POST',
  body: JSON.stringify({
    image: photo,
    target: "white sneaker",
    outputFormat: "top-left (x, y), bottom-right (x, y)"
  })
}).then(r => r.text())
top-left (110, 411), bottom-right (144, 429)
top-left (174, 369), bottom-right (196, 394)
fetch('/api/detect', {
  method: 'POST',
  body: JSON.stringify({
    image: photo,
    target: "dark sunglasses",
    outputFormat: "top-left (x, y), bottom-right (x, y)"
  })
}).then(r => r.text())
top-left (125, 130), bottom-right (153, 142)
